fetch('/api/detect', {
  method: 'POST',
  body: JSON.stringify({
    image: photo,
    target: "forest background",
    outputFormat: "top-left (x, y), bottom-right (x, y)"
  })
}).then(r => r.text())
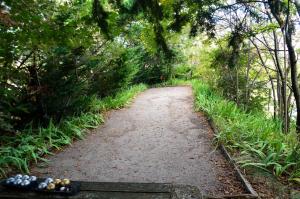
top-left (1, 0), bottom-right (300, 195)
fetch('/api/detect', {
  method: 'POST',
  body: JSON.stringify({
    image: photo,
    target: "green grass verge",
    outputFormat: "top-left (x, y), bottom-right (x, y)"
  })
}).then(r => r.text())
top-left (0, 84), bottom-right (147, 177)
top-left (191, 80), bottom-right (300, 183)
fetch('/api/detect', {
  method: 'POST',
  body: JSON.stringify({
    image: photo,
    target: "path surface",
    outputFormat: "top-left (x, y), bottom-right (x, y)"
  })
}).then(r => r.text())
top-left (31, 87), bottom-right (244, 195)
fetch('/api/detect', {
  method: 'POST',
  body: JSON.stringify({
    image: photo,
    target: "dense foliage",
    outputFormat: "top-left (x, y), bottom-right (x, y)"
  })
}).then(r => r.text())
top-left (0, 0), bottom-right (175, 175)
top-left (1, 0), bottom-right (300, 194)
top-left (0, 0), bottom-right (176, 133)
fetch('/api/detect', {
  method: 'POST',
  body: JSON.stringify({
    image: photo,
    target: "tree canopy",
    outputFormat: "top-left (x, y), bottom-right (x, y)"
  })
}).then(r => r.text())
top-left (1, 0), bottom-right (300, 192)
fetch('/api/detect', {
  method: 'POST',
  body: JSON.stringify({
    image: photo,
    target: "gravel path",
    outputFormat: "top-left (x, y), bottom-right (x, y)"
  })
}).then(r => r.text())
top-left (31, 86), bottom-right (245, 195)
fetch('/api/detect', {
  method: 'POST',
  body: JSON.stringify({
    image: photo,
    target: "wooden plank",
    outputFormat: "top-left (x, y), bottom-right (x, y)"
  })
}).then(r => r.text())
top-left (79, 182), bottom-right (172, 192)
top-left (0, 182), bottom-right (204, 199)
top-left (0, 190), bottom-right (171, 199)
top-left (0, 182), bottom-right (173, 199)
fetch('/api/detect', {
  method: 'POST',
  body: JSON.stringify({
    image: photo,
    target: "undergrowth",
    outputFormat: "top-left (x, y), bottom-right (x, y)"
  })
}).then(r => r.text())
top-left (153, 78), bottom-right (191, 87)
top-left (191, 80), bottom-right (300, 183)
top-left (0, 84), bottom-right (147, 177)
top-left (3, 78), bottom-right (300, 185)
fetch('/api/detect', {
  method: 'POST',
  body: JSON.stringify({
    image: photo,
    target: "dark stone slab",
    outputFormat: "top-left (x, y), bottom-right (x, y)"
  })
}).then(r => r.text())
top-left (0, 182), bottom-right (203, 199)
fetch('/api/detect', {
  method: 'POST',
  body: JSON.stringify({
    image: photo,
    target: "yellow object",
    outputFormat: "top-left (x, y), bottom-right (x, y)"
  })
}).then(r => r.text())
top-left (47, 183), bottom-right (55, 190)
top-left (62, 179), bottom-right (70, 185)
top-left (54, 179), bottom-right (61, 185)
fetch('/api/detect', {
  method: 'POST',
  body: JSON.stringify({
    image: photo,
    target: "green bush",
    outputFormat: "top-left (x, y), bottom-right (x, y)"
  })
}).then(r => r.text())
top-left (173, 65), bottom-right (192, 79)
top-left (133, 49), bottom-right (173, 85)
top-left (89, 45), bottom-right (139, 97)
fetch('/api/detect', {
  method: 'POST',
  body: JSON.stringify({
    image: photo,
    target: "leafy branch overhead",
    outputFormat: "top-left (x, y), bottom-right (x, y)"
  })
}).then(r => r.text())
top-left (91, 0), bottom-right (221, 57)
top-left (92, 0), bottom-right (109, 38)
top-left (1, 0), bottom-right (300, 193)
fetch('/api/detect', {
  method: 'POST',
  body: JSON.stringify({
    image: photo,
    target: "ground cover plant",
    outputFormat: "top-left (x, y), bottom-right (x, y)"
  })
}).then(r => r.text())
top-left (191, 80), bottom-right (300, 184)
top-left (0, 84), bottom-right (147, 176)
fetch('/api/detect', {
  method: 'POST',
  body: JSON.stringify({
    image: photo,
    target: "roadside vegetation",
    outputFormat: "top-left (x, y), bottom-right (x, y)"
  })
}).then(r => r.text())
top-left (157, 77), bottom-right (300, 186)
top-left (1, 0), bottom-right (300, 197)
top-left (192, 80), bottom-right (300, 183)
top-left (0, 84), bottom-right (147, 176)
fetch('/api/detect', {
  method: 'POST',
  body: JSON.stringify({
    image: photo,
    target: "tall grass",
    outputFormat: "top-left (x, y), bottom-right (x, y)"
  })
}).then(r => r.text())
top-left (0, 84), bottom-right (147, 177)
top-left (191, 80), bottom-right (300, 183)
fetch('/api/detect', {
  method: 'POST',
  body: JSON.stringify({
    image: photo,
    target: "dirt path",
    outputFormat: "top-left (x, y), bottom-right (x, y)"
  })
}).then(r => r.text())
top-left (31, 87), bottom-right (244, 195)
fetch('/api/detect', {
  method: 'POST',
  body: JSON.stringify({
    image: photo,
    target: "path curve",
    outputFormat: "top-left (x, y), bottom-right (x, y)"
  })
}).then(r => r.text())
top-left (31, 87), bottom-right (244, 195)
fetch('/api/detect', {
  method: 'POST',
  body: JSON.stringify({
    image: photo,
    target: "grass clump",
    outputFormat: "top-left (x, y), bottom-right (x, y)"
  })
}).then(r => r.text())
top-left (153, 78), bottom-right (191, 87)
top-left (0, 84), bottom-right (147, 177)
top-left (191, 80), bottom-right (300, 183)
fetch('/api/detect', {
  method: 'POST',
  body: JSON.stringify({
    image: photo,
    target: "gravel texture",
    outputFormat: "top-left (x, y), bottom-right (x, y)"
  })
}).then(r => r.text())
top-left (31, 86), bottom-right (245, 195)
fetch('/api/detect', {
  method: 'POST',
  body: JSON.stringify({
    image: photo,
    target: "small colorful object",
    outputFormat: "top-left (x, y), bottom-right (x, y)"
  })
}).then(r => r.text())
top-left (47, 183), bottom-right (55, 190)
top-left (2, 175), bottom-right (80, 196)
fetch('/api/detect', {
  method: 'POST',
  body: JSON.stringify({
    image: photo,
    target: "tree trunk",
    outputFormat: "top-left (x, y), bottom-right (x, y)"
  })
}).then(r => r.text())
top-left (251, 39), bottom-right (277, 118)
top-left (286, 28), bottom-right (300, 133)
top-left (268, 0), bottom-right (300, 134)
top-left (28, 50), bottom-right (44, 120)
